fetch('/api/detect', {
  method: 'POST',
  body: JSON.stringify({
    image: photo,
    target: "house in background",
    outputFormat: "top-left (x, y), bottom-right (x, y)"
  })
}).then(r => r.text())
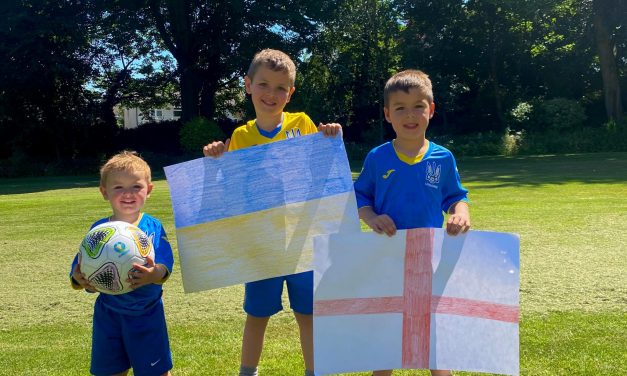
top-left (117, 106), bottom-right (182, 129)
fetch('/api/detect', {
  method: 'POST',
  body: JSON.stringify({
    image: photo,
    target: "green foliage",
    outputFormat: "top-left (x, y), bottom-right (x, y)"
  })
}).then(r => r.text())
top-left (431, 131), bottom-right (518, 157)
top-left (518, 125), bottom-right (627, 154)
top-left (534, 97), bottom-right (588, 131)
top-left (179, 117), bottom-right (225, 153)
top-left (293, 0), bottom-right (401, 142)
top-left (1, 0), bottom-right (624, 163)
top-left (508, 98), bottom-right (589, 133)
top-left (509, 101), bottom-right (534, 126)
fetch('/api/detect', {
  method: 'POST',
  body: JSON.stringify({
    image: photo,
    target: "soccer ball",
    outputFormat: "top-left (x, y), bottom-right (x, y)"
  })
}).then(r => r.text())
top-left (78, 221), bottom-right (155, 295)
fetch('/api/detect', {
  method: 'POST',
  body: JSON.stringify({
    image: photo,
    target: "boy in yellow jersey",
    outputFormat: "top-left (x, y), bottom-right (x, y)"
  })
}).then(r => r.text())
top-left (203, 49), bottom-right (341, 376)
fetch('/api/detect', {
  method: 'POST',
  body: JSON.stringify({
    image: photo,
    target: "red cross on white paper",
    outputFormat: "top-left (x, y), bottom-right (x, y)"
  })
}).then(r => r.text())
top-left (314, 228), bottom-right (519, 369)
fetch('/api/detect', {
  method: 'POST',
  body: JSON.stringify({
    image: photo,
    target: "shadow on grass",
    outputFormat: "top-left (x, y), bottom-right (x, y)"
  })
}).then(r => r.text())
top-left (2, 152), bottom-right (626, 195)
top-left (459, 152), bottom-right (627, 187)
top-left (0, 173), bottom-right (167, 195)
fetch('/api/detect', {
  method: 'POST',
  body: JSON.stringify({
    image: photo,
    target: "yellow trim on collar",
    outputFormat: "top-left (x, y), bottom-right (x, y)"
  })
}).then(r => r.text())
top-left (393, 140), bottom-right (429, 165)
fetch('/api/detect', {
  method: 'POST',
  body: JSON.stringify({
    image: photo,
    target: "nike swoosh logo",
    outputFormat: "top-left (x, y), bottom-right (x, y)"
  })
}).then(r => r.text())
top-left (382, 169), bottom-right (395, 179)
top-left (151, 359), bottom-right (161, 366)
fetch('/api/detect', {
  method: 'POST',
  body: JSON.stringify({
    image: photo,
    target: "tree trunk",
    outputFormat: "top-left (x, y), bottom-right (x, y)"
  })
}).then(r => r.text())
top-left (179, 64), bottom-right (201, 122)
top-left (592, 4), bottom-right (623, 122)
top-left (200, 80), bottom-right (217, 120)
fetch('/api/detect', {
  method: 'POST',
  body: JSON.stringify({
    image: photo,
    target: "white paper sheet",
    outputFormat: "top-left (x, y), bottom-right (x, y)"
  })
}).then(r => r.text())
top-left (314, 228), bottom-right (520, 375)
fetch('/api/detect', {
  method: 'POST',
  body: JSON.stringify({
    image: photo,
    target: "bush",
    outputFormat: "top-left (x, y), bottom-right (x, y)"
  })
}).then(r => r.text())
top-left (117, 120), bottom-right (183, 153)
top-left (508, 98), bottom-right (588, 133)
top-left (534, 98), bottom-right (587, 131)
top-left (431, 131), bottom-right (513, 157)
top-left (179, 117), bottom-right (225, 153)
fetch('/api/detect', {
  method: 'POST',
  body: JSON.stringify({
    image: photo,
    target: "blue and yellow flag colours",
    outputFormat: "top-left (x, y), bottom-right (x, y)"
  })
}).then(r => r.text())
top-left (164, 133), bottom-right (360, 292)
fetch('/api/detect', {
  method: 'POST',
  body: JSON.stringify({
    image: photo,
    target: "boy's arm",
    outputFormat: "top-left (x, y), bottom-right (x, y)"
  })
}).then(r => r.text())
top-left (70, 253), bottom-right (96, 292)
top-left (446, 201), bottom-right (470, 236)
top-left (359, 206), bottom-right (397, 237)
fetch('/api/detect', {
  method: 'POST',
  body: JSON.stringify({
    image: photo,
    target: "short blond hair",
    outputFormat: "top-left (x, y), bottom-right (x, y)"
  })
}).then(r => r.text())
top-left (384, 69), bottom-right (434, 107)
top-left (247, 49), bottom-right (296, 86)
top-left (99, 151), bottom-right (151, 187)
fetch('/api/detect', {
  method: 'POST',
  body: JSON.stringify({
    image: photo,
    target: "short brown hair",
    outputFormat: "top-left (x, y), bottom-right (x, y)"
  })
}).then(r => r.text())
top-left (99, 151), bottom-right (151, 186)
top-left (247, 49), bottom-right (296, 86)
top-left (383, 69), bottom-right (434, 107)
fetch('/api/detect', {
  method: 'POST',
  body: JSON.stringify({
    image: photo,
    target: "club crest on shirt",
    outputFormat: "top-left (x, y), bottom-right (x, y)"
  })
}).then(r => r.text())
top-left (285, 128), bottom-right (301, 139)
top-left (425, 161), bottom-right (441, 188)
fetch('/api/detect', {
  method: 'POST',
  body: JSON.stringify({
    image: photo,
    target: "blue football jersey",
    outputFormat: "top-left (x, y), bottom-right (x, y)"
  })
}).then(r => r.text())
top-left (70, 213), bottom-right (174, 315)
top-left (354, 141), bottom-right (468, 230)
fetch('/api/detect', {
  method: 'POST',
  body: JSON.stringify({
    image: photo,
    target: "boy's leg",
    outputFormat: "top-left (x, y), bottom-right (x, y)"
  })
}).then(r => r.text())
top-left (90, 299), bottom-right (131, 376)
top-left (285, 271), bottom-right (314, 373)
top-left (241, 314), bottom-right (271, 368)
top-left (293, 312), bottom-right (313, 371)
top-left (241, 276), bottom-right (285, 372)
top-left (122, 300), bottom-right (173, 376)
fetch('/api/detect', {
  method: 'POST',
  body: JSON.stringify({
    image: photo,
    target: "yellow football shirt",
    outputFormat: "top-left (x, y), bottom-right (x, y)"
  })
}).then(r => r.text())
top-left (228, 112), bottom-right (318, 151)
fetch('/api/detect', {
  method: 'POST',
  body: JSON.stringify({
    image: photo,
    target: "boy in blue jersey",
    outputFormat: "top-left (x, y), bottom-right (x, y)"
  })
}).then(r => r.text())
top-left (203, 48), bottom-right (341, 376)
top-left (70, 151), bottom-right (174, 376)
top-left (354, 70), bottom-right (470, 376)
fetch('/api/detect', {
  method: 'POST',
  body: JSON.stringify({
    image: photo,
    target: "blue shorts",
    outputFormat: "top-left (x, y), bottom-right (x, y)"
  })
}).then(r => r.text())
top-left (244, 270), bottom-right (313, 317)
top-left (90, 298), bottom-right (173, 376)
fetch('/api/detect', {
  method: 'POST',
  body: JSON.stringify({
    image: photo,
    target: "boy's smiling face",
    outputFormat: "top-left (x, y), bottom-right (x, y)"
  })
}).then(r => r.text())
top-left (100, 170), bottom-right (153, 223)
top-left (244, 65), bottom-right (295, 129)
top-left (384, 87), bottom-right (435, 144)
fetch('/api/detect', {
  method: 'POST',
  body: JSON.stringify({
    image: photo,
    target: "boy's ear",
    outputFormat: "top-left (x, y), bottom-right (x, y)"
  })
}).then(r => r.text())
top-left (429, 102), bottom-right (436, 119)
top-left (99, 186), bottom-right (108, 200)
top-left (146, 183), bottom-right (154, 198)
top-left (285, 86), bottom-right (296, 103)
top-left (383, 106), bottom-right (392, 123)
top-left (244, 75), bottom-right (252, 94)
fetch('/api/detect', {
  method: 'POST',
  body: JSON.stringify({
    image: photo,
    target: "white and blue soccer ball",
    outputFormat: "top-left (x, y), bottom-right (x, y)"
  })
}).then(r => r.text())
top-left (79, 221), bottom-right (154, 295)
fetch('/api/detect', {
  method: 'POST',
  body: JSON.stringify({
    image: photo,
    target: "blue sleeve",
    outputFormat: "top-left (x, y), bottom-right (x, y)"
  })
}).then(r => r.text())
top-left (441, 154), bottom-right (469, 213)
top-left (354, 152), bottom-right (376, 209)
top-left (154, 224), bottom-right (174, 273)
top-left (69, 253), bottom-right (79, 278)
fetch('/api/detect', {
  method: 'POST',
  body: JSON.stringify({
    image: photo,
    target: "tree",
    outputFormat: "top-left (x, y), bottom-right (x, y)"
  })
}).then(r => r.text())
top-left (0, 0), bottom-right (94, 160)
top-left (591, 0), bottom-right (624, 122)
top-left (87, 0), bottom-right (177, 132)
top-left (148, 0), bottom-right (335, 122)
top-left (294, 0), bottom-right (401, 143)
top-left (398, 0), bottom-right (539, 133)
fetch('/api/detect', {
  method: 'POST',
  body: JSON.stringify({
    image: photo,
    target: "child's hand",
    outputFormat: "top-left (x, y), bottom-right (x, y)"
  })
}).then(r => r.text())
top-left (318, 122), bottom-right (342, 137)
top-left (365, 214), bottom-right (397, 237)
top-left (446, 201), bottom-right (470, 236)
top-left (203, 138), bottom-right (230, 158)
top-left (127, 256), bottom-right (166, 289)
top-left (446, 212), bottom-right (471, 236)
top-left (72, 263), bottom-right (96, 292)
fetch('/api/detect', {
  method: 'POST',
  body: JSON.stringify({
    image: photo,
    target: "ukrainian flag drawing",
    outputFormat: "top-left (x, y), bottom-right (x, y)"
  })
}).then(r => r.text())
top-left (164, 133), bottom-right (360, 292)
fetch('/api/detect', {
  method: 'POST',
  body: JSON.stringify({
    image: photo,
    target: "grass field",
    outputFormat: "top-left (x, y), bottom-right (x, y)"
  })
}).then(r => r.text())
top-left (0, 152), bottom-right (626, 375)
